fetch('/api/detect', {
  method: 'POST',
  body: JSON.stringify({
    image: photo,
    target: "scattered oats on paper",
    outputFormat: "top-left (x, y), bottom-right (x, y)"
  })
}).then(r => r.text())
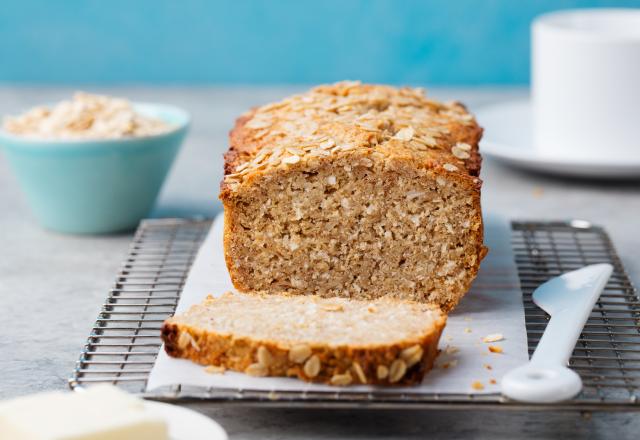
top-left (482, 333), bottom-right (505, 343)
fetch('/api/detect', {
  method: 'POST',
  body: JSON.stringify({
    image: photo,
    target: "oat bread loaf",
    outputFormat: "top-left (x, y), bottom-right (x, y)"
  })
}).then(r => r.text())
top-left (220, 81), bottom-right (487, 311)
top-left (162, 292), bottom-right (446, 386)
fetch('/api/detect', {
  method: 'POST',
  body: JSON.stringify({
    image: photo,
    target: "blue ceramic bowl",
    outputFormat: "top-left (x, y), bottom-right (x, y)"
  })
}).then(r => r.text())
top-left (0, 103), bottom-right (190, 234)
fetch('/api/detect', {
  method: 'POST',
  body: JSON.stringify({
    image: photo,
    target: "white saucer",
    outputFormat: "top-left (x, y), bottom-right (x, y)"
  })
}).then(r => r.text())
top-left (145, 401), bottom-right (227, 440)
top-left (475, 100), bottom-right (640, 178)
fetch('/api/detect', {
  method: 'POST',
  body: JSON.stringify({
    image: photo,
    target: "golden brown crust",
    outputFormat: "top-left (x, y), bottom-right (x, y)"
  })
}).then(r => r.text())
top-left (161, 310), bottom-right (446, 386)
top-left (220, 81), bottom-right (483, 197)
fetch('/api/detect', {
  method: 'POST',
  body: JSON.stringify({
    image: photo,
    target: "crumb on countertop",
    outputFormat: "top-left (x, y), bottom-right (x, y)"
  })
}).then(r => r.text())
top-left (532, 187), bottom-right (544, 198)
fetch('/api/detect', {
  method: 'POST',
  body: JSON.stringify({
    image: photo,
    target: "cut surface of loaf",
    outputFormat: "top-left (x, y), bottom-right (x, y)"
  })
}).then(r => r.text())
top-left (162, 292), bottom-right (446, 386)
top-left (220, 81), bottom-right (487, 311)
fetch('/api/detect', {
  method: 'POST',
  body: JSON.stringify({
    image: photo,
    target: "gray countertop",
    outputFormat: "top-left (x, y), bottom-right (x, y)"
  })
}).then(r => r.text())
top-left (1, 86), bottom-right (638, 438)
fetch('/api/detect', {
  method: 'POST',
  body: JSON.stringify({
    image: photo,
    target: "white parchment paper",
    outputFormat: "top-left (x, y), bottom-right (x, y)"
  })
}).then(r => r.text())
top-left (147, 214), bottom-right (528, 394)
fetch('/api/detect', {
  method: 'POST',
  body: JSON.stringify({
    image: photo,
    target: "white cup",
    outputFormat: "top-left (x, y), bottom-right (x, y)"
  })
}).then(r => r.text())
top-left (532, 9), bottom-right (640, 161)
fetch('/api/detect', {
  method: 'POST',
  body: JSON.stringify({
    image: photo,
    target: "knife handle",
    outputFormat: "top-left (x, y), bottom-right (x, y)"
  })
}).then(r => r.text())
top-left (502, 263), bottom-right (613, 403)
top-left (531, 264), bottom-right (613, 367)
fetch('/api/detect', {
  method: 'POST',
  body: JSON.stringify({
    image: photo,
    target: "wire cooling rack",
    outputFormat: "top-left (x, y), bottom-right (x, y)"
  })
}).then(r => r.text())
top-left (69, 218), bottom-right (640, 410)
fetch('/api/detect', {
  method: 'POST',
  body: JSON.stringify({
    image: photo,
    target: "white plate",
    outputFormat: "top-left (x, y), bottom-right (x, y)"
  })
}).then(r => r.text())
top-left (476, 100), bottom-right (640, 178)
top-left (145, 401), bottom-right (227, 440)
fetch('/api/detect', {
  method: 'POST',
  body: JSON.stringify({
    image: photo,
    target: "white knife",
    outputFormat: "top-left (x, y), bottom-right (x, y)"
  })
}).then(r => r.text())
top-left (501, 263), bottom-right (613, 403)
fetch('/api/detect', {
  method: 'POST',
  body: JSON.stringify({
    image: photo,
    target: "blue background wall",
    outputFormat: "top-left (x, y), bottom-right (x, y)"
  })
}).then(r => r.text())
top-left (1, 0), bottom-right (638, 85)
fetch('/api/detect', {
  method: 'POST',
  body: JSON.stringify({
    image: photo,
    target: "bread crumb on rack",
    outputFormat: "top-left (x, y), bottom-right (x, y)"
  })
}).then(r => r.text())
top-left (471, 381), bottom-right (485, 390)
top-left (482, 333), bottom-right (504, 343)
top-left (488, 345), bottom-right (503, 354)
top-left (444, 345), bottom-right (460, 355)
top-left (440, 360), bottom-right (458, 369)
top-left (204, 365), bottom-right (226, 374)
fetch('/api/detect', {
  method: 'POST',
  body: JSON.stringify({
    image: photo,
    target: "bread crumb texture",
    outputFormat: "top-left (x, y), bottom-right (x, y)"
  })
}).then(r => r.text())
top-left (162, 292), bottom-right (446, 386)
top-left (220, 81), bottom-right (487, 311)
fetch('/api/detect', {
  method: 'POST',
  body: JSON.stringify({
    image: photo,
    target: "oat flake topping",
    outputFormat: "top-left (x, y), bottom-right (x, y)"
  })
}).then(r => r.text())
top-left (224, 81), bottom-right (480, 189)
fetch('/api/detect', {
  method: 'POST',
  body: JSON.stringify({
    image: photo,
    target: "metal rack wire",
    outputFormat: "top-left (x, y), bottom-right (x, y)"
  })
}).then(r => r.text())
top-left (69, 218), bottom-right (640, 410)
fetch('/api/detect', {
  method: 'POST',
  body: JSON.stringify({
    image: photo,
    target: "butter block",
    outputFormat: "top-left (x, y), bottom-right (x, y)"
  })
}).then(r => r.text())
top-left (0, 385), bottom-right (167, 440)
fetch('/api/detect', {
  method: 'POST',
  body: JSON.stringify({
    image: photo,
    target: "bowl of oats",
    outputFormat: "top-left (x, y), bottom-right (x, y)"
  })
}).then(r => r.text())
top-left (0, 92), bottom-right (189, 234)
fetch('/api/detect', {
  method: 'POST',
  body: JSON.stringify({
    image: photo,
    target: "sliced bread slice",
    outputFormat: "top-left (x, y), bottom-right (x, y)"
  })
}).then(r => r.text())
top-left (161, 292), bottom-right (446, 386)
